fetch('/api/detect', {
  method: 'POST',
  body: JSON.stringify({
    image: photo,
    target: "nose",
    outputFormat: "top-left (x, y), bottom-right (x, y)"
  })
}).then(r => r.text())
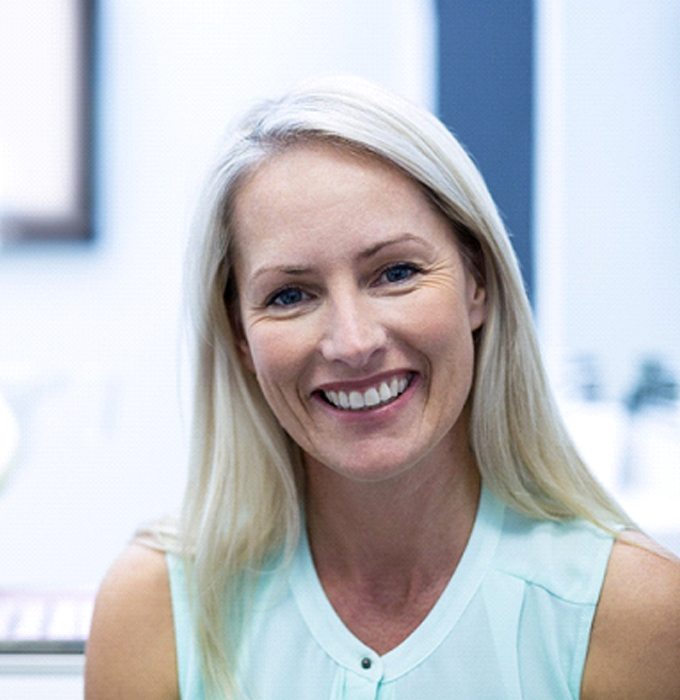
top-left (318, 294), bottom-right (387, 369)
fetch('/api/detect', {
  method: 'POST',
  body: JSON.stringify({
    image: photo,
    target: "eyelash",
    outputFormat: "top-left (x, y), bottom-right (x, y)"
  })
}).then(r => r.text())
top-left (264, 262), bottom-right (423, 308)
top-left (266, 287), bottom-right (310, 308)
top-left (375, 262), bottom-right (422, 285)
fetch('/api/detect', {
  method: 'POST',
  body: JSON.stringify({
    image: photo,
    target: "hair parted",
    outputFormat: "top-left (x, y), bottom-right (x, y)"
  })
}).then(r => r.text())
top-left (156, 76), bottom-right (632, 697)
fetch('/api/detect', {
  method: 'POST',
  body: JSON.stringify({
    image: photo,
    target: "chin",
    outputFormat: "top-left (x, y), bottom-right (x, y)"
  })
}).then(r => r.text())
top-left (304, 447), bottom-right (423, 485)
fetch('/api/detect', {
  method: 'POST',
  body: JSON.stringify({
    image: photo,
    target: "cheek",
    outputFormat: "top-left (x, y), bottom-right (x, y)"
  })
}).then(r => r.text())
top-left (412, 301), bottom-right (477, 382)
top-left (399, 282), bottom-right (475, 344)
top-left (243, 323), bottom-right (314, 415)
top-left (245, 327), bottom-right (290, 384)
top-left (244, 324), bottom-right (321, 446)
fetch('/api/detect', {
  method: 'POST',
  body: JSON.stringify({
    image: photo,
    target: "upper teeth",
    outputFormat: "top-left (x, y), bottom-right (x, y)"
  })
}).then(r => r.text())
top-left (324, 376), bottom-right (409, 411)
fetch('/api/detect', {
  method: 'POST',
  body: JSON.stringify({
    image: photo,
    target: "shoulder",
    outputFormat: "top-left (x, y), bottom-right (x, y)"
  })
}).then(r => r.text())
top-left (581, 532), bottom-right (680, 700)
top-left (494, 506), bottom-right (613, 604)
top-left (84, 543), bottom-right (179, 700)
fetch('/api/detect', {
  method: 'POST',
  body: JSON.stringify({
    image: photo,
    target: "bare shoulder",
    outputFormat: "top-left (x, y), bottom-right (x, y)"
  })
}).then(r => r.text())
top-left (84, 543), bottom-right (178, 700)
top-left (581, 532), bottom-right (680, 700)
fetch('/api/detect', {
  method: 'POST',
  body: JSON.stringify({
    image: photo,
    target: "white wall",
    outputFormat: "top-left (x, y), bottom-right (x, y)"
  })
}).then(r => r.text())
top-left (535, 0), bottom-right (680, 548)
top-left (536, 0), bottom-right (680, 398)
top-left (0, 0), bottom-right (436, 592)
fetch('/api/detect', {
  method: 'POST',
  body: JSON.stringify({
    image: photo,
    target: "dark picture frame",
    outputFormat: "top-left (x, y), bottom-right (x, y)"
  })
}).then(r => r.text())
top-left (0, 1), bottom-right (96, 244)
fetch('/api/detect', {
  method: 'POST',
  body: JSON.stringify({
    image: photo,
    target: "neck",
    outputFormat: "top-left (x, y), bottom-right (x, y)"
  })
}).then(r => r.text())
top-left (303, 445), bottom-right (481, 589)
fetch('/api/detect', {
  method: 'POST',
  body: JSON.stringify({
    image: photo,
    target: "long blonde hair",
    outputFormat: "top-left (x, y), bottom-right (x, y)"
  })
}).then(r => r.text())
top-left (168, 76), bottom-right (632, 697)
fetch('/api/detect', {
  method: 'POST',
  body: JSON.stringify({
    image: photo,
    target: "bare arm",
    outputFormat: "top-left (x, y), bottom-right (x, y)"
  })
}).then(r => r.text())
top-left (581, 534), bottom-right (680, 700)
top-left (84, 543), bottom-right (178, 700)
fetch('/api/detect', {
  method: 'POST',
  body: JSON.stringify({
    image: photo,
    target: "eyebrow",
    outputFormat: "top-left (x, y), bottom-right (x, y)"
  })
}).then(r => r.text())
top-left (358, 233), bottom-right (424, 259)
top-left (249, 233), bottom-right (428, 283)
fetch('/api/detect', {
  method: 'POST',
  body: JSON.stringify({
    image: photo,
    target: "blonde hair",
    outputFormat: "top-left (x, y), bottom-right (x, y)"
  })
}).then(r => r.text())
top-left (168, 76), bottom-right (632, 697)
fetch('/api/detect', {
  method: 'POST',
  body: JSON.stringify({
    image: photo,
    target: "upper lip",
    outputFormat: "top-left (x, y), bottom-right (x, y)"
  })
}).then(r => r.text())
top-left (313, 370), bottom-right (414, 395)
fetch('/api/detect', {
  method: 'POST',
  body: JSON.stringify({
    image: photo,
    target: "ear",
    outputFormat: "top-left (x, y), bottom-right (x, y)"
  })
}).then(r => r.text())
top-left (466, 272), bottom-right (487, 332)
top-left (236, 336), bottom-right (256, 374)
top-left (227, 302), bottom-right (256, 374)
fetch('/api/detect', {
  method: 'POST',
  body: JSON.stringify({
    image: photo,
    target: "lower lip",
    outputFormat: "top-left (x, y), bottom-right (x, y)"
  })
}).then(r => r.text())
top-left (314, 374), bottom-right (419, 422)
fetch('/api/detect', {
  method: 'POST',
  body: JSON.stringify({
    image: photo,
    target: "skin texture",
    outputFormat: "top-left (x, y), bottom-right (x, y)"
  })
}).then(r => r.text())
top-left (581, 533), bottom-right (680, 699)
top-left (84, 544), bottom-right (178, 700)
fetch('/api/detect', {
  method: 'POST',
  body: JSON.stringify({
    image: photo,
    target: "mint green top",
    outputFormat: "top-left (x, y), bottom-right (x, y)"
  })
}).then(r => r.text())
top-left (166, 485), bottom-right (614, 699)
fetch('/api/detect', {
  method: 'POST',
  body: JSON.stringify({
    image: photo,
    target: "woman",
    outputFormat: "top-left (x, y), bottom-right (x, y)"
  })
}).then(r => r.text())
top-left (85, 77), bottom-right (680, 699)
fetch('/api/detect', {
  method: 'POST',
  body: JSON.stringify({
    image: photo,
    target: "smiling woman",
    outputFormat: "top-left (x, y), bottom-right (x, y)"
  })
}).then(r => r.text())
top-left (85, 77), bottom-right (680, 700)
top-left (231, 143), bottom-right (485, 485)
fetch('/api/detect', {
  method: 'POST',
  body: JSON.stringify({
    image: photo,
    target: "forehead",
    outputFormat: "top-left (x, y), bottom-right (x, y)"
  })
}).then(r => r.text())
top-left (228, 142), bottom-right (473, 304)
top-left (235, 142), bottom-right (419, 210)
top-left (230, 142), bottom-right (444, 252)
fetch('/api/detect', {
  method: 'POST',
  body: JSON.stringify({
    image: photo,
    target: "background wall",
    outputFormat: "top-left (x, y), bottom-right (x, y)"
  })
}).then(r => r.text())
top-left (437, 0), bottom-right (535, 300)
top-left (0, 0), bottom-right (436, 592)
top-left (536, 0), bottom-right (680, 399)
top-left (535, 0), bottom-right (680, 546)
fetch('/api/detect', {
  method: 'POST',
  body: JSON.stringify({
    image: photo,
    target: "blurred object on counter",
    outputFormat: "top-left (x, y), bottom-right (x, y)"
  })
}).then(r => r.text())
top-left (620, 357), bottom-right (678, 489)
top-left (0, 590), bottom-right (92, 655)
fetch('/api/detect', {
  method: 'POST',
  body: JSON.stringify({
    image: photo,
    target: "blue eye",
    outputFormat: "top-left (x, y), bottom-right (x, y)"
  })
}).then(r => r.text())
top-left (268, 287), bottom-right (307, 307)
top-left (380, 263), bottom-right (420, 284)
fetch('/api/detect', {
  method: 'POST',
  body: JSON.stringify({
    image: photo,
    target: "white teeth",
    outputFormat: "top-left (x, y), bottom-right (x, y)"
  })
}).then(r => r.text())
top-left (322, 375), bottom-right (411, 411)
top-left (349, 391), bottom-right (364, 409)
top-left (379, 382), bottom-right (392, 402)
top-left (364, 387), bottom-right (380, 407)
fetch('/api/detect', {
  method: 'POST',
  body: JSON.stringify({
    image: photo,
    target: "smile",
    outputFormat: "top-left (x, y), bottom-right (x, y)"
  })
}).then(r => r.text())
top-left (321, 374), bottom-right (412, 411)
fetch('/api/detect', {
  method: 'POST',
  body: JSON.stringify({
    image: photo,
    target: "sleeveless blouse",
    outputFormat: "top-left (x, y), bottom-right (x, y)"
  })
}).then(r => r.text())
top-left (166, 485), bottom-right (614, 699)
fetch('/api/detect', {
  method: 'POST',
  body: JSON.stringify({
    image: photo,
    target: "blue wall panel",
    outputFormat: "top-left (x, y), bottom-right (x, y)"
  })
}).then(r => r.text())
top-left (436, 0), bottom-right (534, 300)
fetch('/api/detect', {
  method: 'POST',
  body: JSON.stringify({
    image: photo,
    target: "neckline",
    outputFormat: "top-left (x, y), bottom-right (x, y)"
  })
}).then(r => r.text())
top-left (288, 483), bottom-right (505, 683)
